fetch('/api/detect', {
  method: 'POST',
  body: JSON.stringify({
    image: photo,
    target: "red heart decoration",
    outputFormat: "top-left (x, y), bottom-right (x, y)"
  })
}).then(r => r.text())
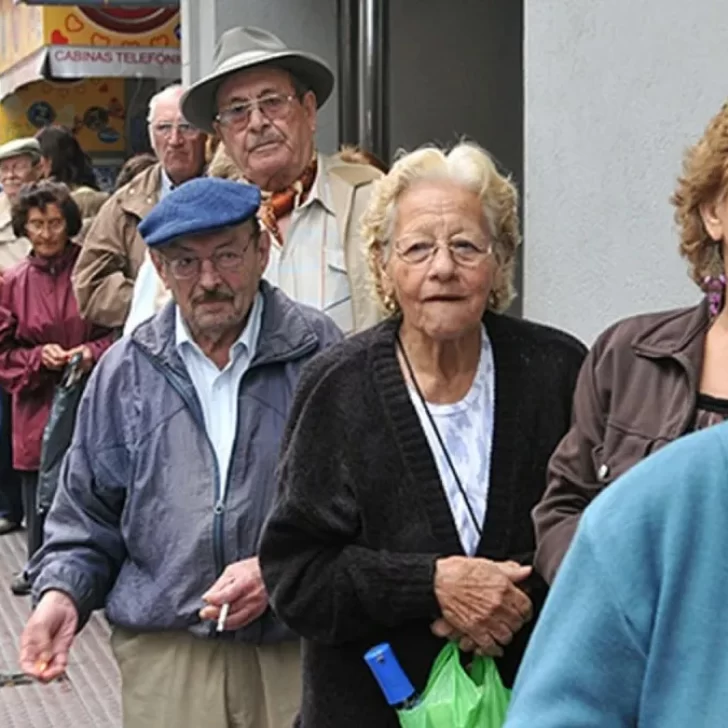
top-left (50, 29), bottom-right (69, 45)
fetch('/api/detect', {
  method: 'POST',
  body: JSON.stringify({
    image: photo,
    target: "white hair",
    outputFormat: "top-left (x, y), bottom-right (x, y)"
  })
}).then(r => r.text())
top-left (147, 84), bottom-right (185, 124)
top-left (360, 141), bottom-right (522, 313)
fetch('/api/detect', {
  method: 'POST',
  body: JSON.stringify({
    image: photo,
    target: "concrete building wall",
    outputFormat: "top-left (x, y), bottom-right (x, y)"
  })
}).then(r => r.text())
top-left (523, 0), bottom-right (727, 343)
top-left (387, 1), bottom-right (523, 312)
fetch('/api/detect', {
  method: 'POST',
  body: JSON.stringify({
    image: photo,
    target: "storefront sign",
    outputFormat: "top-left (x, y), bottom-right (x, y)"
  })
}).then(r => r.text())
top-left (49, 46), bottom-right (181, 80)
top-left (0, 78), bottom-right (126, 152)
top-left (43, 6), bottom-right (180, 48)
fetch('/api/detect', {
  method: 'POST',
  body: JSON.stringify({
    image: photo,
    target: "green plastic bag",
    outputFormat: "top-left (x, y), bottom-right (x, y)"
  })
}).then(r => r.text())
top-left (397, 643), bottom-right (511, 728)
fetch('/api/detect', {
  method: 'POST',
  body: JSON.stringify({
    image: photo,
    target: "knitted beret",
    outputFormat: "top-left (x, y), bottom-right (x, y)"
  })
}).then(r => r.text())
top-left (138, 177), bottom-right (261, 247)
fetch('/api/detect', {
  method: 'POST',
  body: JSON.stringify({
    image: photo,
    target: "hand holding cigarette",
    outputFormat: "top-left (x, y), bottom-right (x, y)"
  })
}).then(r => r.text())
top-left (200, 557), bottom-right (268, 631)
top-left (216, 603), bottom-right (230, 632)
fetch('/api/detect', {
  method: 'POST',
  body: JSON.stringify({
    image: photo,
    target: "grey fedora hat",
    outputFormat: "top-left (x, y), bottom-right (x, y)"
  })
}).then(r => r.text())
top-left (181, 26), bottom-right (334, 134)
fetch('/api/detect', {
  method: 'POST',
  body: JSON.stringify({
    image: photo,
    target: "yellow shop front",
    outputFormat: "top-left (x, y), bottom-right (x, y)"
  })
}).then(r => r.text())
top-left (0, 2), bottom-right (181, 189)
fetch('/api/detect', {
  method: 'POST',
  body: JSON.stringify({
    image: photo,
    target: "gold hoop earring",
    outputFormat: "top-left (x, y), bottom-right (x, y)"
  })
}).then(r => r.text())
top-left (382, 290), bottom-right (397, 313)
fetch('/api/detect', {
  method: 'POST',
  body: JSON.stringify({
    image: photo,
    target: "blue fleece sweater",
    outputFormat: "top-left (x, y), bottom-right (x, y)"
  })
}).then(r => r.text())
top-left (505, 421), bottom-right (728, 727)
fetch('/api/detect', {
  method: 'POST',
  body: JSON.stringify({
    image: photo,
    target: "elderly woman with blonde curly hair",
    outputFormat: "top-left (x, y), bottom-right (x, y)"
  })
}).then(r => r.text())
top-left (533, 101), bottom-right (728, 585)
top-left (258, 141), bottom-right (586, 727)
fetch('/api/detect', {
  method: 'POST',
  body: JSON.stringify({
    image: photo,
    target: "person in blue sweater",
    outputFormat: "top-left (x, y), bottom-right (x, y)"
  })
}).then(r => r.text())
top-left (504, 420), bottom-right (728, 727)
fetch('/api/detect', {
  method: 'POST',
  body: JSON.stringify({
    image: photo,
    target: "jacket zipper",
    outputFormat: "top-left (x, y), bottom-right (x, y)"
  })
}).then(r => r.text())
top-left (208, 340), bottom-right (319, 577)
top-left (136, 337), bottom-right (319, 579)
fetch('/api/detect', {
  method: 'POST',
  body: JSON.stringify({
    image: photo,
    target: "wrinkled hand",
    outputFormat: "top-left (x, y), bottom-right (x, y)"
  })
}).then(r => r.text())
top-left (66, 345), bottom-right (93, 373)
top-left (41, 344), bottom-right (68, 371)
top-left (434, 557), bottom-right (533, 657)
top-left (199, 557), bottom-right (268, 631)
top-left (19, 590), bottom-right (78, 682)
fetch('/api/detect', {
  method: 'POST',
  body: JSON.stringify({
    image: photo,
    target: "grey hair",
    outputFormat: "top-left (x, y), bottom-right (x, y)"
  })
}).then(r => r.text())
top-left (147, 84), bottom-right (185, 123)
top-left (361, 141), bottom-right (522, 314)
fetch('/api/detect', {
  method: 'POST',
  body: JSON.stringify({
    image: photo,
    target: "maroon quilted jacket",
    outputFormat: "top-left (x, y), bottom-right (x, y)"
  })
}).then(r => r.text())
top-left (0, 243), bottom-right (115, 470)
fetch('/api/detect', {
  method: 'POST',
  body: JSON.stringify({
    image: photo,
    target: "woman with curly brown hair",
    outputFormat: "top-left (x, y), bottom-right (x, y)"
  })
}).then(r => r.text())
top-left (533, 100), bottom-right (728, 585)
top-left (258, 142), bottom-right (586, 726)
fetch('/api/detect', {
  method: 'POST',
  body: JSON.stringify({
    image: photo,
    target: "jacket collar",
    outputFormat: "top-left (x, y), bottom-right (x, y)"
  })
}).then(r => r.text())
top-left (119, 163), bottom-right (163, 219)
top-left (631, 300), bottom-right (709, 360)
top-left (322, 152), bottom-right (382, 232)
top-left (27, 242), bottom-right (77, 273)
top-left (132, 279), bottom-right (320, 374)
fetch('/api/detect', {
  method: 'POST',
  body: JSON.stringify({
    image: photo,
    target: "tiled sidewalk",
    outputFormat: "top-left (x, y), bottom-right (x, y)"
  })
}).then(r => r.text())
top-left (0, 530), bottom-right (121, 728)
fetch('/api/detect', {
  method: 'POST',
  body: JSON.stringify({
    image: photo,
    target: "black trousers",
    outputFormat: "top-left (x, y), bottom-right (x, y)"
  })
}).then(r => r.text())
top-left (0, 390), bottom-right (22, 524)
top-left (20, 471), bottom-right (43, 560)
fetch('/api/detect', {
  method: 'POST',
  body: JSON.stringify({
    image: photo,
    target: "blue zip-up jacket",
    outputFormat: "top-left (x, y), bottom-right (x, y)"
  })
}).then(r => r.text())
top-left (29, 281), bottom-right (343, 643)
top-left (505, 421), bottom-right (728, 727)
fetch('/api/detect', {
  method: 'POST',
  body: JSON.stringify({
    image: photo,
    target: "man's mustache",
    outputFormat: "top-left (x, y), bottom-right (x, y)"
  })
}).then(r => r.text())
top-left (247, 127), bottom-right (286, 151)
top-left (192, 291), bottom-right (234, 305)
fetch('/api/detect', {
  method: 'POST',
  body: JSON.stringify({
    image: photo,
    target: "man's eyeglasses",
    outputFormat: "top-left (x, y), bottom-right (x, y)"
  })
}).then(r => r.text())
top-left (150, 121), bottom-right (200, 139)
top-left (0, 160), bottom-right (35, 179)
top-left (394, 240), bottom-right (492, 267)
top-left (215, 93), bottom-right (297, 129)
top-left (26, 218), bottom-right (66, 235)
top-left (161, 244), bottom-right (251, 281)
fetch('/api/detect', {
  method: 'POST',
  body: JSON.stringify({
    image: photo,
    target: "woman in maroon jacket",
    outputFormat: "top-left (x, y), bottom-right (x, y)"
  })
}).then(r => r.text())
top-left (0, 180), bottom-right (115, 595)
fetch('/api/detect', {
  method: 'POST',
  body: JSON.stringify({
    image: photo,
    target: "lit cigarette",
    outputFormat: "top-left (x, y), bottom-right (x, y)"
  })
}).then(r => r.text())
top-left (216, 603), bottom-right (230, 632)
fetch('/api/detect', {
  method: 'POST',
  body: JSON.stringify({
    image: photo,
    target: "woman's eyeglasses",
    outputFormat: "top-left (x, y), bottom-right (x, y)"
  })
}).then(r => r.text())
top-left (26, 218), bottom-right (66, 235)
top-left (394, 240), bottom-right (492, 267)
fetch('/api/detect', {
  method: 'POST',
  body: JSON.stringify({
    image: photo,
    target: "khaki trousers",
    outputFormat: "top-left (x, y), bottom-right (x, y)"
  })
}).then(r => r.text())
top-left (110, 627), bottom-right (302, 728)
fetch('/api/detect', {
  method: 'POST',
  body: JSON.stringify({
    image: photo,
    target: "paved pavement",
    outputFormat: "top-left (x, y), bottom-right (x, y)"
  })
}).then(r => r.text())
top-left (0, 530), bottom-right (121, 727)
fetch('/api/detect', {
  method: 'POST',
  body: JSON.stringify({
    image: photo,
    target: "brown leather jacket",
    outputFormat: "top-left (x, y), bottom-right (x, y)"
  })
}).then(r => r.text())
top-left (72, 164), bottom-right (162, 328)
top-left (533, 301), bottom-right (709, 583)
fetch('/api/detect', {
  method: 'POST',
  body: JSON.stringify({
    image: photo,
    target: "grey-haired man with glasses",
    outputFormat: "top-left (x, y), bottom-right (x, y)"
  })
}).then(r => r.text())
top-left (72, 84), bottom-right (206, 330)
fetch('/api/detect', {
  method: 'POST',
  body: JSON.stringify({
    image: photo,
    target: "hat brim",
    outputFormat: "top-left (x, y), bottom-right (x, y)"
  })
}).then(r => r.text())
top-left (181, 51), bottom-right (334, 134)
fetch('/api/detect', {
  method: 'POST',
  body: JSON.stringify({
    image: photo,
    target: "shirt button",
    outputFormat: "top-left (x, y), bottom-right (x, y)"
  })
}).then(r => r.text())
top-left (597, 463), bottom-right (609, 481)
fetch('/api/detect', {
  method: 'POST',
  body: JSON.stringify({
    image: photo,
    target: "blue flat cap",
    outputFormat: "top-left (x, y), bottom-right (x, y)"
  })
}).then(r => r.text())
top-left (138, 177), bottom-right (261, 247)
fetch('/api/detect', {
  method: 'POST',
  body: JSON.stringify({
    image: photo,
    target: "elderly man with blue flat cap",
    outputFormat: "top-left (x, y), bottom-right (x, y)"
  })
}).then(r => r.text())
top-left (18, 177), bottom-right (342, 728)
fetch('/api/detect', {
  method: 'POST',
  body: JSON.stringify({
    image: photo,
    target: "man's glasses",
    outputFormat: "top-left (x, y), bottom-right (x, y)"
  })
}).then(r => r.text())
top-left (161, 244), bottom-right (251, 281)
top-left (150, 121), bottom-right (200, 139)
top-left (215, 93), bottom-right (297, 129)
top-left (0, 160), bottom-right (34, 179)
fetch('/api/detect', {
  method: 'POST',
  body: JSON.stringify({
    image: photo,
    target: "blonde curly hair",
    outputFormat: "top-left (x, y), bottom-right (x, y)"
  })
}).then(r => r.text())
top-left (672, 102), bottom-right (728, 287)
top-left (360, 142), bottom-right (521, 314)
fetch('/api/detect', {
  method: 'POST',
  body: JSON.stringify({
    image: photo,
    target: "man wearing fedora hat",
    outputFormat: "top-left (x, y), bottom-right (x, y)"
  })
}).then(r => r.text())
top-left (20, 177), bottom-right (342, 727)
top-left (175, 26), bottom-right (384, 336)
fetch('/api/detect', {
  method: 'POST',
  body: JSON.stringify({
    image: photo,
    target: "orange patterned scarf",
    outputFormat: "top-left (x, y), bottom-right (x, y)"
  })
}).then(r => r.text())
top-left (258, 157), bottom-right (318, 246)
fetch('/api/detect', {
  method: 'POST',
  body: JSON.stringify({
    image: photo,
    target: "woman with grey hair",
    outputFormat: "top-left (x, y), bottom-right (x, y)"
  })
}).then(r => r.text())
top-left (259, 142), bottom-right (587, 726)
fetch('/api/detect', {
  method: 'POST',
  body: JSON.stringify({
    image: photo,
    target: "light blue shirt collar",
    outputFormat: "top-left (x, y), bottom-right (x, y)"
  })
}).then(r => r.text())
top-left (174, 290), bottom-right (264, 368)
top-left (160, 169), bottom-right (175, 200)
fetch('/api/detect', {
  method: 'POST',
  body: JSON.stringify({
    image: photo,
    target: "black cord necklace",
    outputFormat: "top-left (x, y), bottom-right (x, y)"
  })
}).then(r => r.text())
top-left (396, 332), bottom-right (483, 541)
